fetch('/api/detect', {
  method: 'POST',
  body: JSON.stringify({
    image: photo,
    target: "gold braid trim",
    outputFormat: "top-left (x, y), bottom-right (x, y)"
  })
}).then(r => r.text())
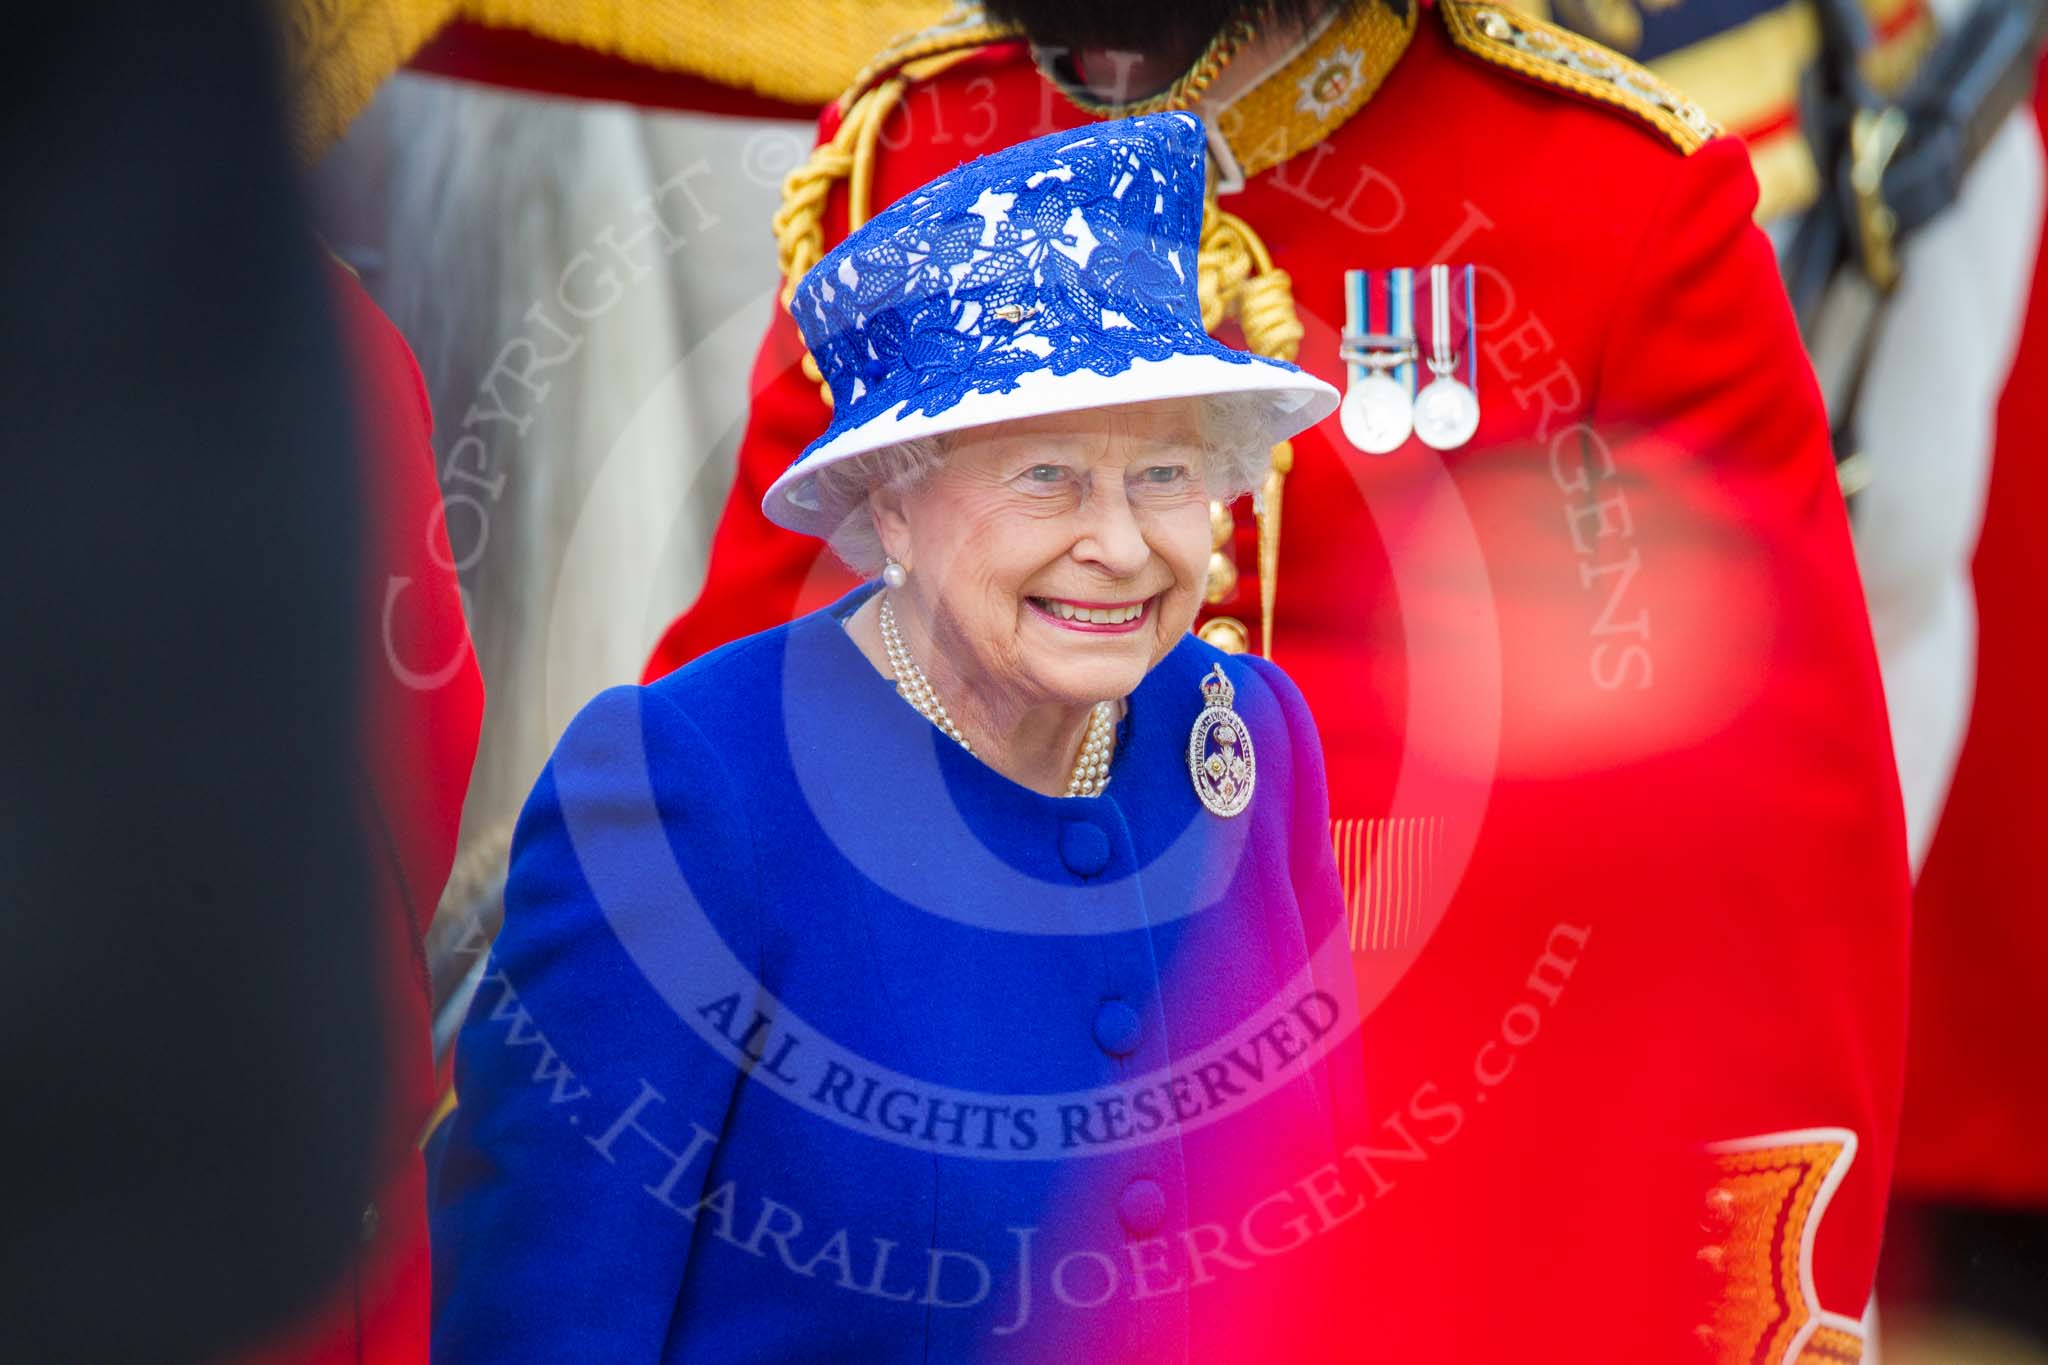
top-left (774, 81), bottom-right (905, 306)
top-left (418, 1082), bottom-right (460, 1149)
top-left (1210, 0), bottom-right (1417, 183)
top-left (1440, 0), bottom-right (1719, 154)
top-left (1698, 1138), bottom-right (1864, 1365)
top-left (1197, 193), bottom-right (1303, 659)
top-left (1030, 1), bottom-right (1415, 184)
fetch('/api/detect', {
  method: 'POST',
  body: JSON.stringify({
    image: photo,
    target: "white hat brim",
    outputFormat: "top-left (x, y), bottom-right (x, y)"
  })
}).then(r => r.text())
top-left (762, 351), bottom-right (1340, 538)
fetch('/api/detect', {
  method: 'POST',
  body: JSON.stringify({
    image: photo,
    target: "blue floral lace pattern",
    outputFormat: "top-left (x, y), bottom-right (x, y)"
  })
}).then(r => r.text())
top-left (791, 111), bottom-right (1250, 438)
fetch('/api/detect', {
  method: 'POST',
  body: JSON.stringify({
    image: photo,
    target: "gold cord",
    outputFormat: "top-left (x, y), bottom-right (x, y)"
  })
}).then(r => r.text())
top-left (1196, 188), bottom-right (1304, 659)
top-left (773, 45), bottom-right (991, 407)
top-left (773, 76), bottom-right (915, 404)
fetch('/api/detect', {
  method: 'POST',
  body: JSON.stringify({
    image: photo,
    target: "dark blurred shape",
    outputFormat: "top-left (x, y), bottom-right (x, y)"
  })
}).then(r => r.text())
top-left (224, 259), bottom-right (486, 1365)
top-left (1882, 1201), bottom-right (2048, 1346)
top-left (981, 0), bottom-right (1347, 62)
top-left (0, 3), bottom-right (380, 1362)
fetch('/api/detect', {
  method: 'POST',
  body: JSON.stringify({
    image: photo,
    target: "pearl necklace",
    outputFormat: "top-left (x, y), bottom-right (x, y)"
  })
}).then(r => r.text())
top-left (878, 595), bottom-right (1116, 797)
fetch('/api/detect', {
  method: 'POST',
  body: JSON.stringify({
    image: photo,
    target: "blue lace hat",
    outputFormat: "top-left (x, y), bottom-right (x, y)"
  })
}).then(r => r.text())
top-left (763, 110), bottom-right (1339, 536)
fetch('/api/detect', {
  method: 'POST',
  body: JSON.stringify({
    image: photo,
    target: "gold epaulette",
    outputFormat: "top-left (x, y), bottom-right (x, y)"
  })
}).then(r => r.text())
top-left (1439, 0), bottom-right (1720, 155)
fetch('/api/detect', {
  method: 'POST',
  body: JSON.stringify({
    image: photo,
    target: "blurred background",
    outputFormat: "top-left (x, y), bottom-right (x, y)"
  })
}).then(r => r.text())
top-left (303, 1), bottom-right (2048, 1355)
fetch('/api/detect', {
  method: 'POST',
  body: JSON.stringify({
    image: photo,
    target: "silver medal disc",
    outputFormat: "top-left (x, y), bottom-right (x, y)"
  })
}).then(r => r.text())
top-left (1339, 372), bottom-right (1413, 455)
top-left (1412, 377), bottom-right (1479, 450)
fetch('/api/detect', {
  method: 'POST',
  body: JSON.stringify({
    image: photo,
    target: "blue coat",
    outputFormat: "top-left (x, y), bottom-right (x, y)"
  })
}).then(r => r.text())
top-left (429, 586), bottom-right (1362, 1362)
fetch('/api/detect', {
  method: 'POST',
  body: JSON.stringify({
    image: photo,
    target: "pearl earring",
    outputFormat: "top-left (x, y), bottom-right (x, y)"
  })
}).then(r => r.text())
top-left (882, 558), bottom-right (908, 589)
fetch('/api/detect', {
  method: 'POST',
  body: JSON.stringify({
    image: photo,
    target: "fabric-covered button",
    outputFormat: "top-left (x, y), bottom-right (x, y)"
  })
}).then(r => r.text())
top-left (1059, 820), bottom-right (1111, 876)
top-left (1094, 999), bottom-right (1142, 1057)
top-left (1118, 1178), bottom-right (1166, 1236)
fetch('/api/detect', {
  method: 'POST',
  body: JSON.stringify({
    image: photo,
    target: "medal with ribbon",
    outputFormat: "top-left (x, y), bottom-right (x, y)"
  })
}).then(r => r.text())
top-left (1338, 265), bottom-right (1480, 454)
top-left (1339, 267), bottom-right (1416, 455)
top-left (1414, 263), bottom-right (1480, 450)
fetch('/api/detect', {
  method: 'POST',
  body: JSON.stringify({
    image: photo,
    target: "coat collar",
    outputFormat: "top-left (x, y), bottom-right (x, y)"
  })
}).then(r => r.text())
top-left (1033, 1), bottom-right (1420, 190)
top-left (774, 585), bottom-right (1257, 930)
top-left (802, 581), bottom-right (1217, 819)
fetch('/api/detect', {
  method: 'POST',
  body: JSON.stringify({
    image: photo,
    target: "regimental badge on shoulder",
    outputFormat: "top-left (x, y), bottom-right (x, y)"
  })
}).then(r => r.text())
top-left (1340, 265), bottom-right (1481, 455)
top-left (1438, 0), bottom-right (1720, 155)
top-left (1190, 665), bottom-right (1257, 818)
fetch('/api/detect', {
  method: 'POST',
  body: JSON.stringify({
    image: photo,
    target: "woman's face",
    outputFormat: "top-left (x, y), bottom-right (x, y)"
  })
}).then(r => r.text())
top-left (874, 399), bottom-right (1221, 709)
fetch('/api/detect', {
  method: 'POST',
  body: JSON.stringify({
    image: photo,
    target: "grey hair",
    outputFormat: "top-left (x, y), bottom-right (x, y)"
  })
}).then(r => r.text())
top-left (819, 394), bottom-right (1281, 577)
top-left (816, 436), bottom-right (950, 577)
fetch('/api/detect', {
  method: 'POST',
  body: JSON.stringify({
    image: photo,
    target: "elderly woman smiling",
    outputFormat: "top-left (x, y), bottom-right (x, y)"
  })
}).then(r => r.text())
top-left (430, 113), bottom-right (1363, 1364)
top-left (813, 398), bottom-right (1271, 800)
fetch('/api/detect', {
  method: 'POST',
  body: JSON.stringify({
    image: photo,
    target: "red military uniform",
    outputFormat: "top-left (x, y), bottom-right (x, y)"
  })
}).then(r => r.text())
top-left (230, 260), bottom-right (484, 1365)
top-left (646, 3), bottom-right (1911, 1358)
